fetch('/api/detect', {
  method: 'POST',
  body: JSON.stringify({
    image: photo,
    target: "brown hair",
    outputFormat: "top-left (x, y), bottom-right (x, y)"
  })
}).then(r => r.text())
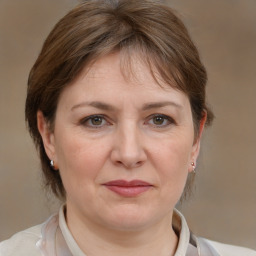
top-left (25, 0), bottom-right (214, 199)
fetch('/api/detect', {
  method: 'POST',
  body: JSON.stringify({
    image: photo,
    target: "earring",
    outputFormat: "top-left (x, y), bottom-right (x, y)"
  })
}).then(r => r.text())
top-left (191, 162), bottom-right (196, 173)
top-left (50, 160), bottom-right (58, 170)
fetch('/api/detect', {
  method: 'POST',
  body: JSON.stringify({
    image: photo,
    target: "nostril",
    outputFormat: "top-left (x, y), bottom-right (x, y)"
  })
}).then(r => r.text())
top-left (135, 161), bottom-right (143, 167)
top-left (116, 161), bottom-right (123, 165)
top-left (115, 160), bottom-right (144, 169)
top-left (110, 141), bottom-right (147, 169)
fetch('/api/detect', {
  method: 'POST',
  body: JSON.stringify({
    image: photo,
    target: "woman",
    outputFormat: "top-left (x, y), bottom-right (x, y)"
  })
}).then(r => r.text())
top-left (0, 0), bottom-right (255, 255)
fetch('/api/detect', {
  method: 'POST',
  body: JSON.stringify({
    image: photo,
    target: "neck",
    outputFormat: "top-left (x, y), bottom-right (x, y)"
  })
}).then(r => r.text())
top-left (66, 207), bottom-right (178, 256)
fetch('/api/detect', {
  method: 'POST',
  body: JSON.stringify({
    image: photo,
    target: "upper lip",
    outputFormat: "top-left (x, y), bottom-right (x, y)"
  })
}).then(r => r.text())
top-left (103, 180), bottom-right (152, 187)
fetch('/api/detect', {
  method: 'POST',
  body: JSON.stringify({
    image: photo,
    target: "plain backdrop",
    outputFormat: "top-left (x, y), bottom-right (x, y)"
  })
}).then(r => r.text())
top-left (0, 0), bottom-right (255, 250)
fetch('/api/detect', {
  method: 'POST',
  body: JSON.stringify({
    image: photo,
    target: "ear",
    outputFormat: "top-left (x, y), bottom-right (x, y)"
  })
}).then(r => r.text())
top-left (37, 111), bottom-right (56, 162)
top-left (189, 112), bottom-right (207, 172)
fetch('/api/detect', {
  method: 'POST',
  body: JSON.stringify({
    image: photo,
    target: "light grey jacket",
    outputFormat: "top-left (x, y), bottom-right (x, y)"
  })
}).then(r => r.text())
top-left (0, 207), bottom-right (255, 256)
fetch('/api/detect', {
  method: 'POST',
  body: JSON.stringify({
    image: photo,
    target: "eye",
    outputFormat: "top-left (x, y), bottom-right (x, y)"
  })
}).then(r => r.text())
top-left (80, 115), bottom-right (109, 128)
top-left (147, 114), bottom-right (175, 127)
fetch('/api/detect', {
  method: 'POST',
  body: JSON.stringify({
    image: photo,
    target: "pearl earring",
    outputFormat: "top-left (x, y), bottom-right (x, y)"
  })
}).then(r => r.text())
top-left (191, 162), bottom-right (196, 173)
top-left (50, 160), bottom-right (58, 170)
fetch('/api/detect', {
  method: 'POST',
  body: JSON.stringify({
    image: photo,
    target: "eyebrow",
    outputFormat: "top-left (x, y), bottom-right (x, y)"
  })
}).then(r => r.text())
top-left (71, 101), bottom-right (182, 111)
top-left (71, 101), bottom-right (116, 111)
top-left (141, 101), bottom-right (182, 111)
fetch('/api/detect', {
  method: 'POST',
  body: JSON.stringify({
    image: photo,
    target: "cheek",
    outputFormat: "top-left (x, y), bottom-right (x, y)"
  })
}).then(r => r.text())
top-left (156, 135), bottom-right (192, 170)
top-left (155, 137), bottom-right (193, 195)
top-left (54, 132), bottom-right (110, 190)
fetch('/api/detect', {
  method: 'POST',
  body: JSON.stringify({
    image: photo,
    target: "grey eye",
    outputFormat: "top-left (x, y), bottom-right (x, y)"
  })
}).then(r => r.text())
top-left (81, 115), bottom-right (108, 128)
top-left (147, 114), bottom-right (174, 127)
top-left (152, 116), bottom-right (165, 125)
top-left (90, 116), bottom-right (103, 126)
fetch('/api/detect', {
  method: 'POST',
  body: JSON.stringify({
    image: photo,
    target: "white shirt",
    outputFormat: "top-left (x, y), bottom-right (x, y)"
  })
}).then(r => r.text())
top-left (0, 206), bottom-right (255, 256)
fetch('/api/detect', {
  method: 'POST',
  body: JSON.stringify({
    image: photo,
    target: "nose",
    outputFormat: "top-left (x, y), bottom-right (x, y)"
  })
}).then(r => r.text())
top-left (110, 123), bottom-right (147, 169)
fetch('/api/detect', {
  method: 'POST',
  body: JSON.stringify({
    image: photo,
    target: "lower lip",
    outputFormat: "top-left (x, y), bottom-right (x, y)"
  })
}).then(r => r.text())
top-left (104, 185), bottom-right (152, 197)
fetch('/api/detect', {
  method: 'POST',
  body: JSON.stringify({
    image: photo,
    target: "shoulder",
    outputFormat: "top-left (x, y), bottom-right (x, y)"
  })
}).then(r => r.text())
top-left (203, 238), bottom-right (256, 256)
top-left (0, 224), bottom-right (42, 256)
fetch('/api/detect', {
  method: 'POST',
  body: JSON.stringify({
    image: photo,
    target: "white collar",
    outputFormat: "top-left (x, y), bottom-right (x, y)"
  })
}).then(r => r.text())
top-left (37, 205), bottom-right (219, 256)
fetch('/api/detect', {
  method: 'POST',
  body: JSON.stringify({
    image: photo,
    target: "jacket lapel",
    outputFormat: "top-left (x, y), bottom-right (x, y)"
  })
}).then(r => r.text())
top-left (189, 233), bottom-right (221, 256)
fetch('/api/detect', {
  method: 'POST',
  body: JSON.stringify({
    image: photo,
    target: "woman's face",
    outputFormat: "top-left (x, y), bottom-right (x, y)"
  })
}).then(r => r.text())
top-left (39, 53), bottom-right (204, 231)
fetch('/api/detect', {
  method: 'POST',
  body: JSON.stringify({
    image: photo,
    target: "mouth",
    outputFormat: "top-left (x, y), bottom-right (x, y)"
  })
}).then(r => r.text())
top-left (103, 180), bottom-right (153, 197)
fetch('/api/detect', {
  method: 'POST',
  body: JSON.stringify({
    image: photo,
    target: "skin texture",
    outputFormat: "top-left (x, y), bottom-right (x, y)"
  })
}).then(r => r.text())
top-left (38, 53), bottom-right (205, 256)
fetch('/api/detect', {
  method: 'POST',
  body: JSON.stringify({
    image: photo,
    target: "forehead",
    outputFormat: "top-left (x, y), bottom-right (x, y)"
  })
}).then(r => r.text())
top-left (58, 52), bottom-right (190, 109)
top-left (77, 52), bottom-right (177, 91)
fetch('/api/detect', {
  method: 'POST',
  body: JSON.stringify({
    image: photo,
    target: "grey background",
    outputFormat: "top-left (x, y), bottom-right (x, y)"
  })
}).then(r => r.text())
top-left (0, 0), bottom-right (255, 250)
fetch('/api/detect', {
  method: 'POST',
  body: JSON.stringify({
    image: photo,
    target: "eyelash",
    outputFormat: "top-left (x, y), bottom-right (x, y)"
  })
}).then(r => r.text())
top-left (80, 114), bottom-right (110, 128)
top-left (146, 114), bottom-right (176, 128)
top-left (79, 114), bottom-right (175, 129)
